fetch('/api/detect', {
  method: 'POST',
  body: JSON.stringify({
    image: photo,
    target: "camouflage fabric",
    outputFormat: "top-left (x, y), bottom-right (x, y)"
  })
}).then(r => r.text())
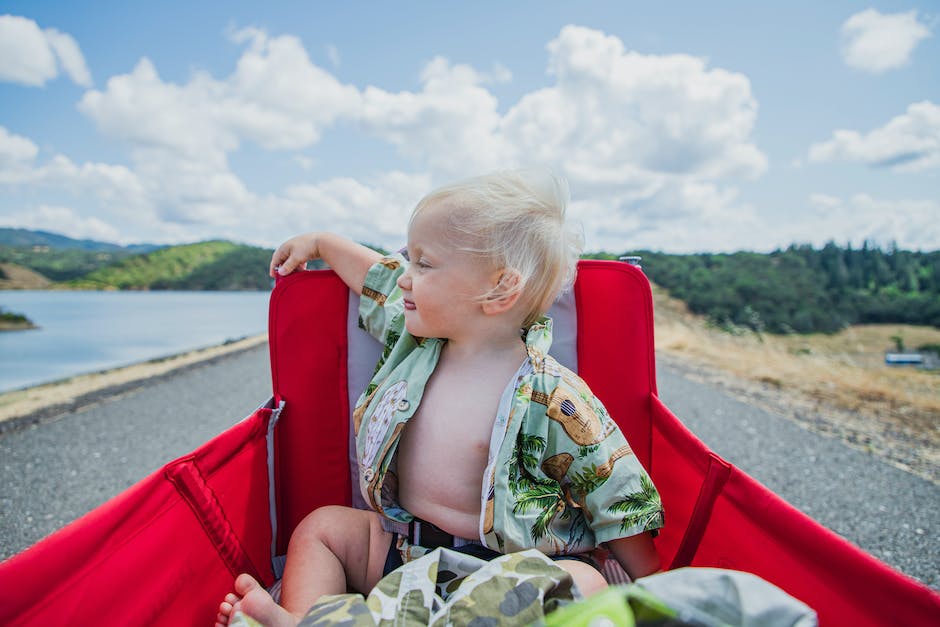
top-left (226, 563), bottom-right (817, 627)
top-left (355, 255), bottom-right (664, 556)
top-left (545, 568), bottom-right (818, 627)
top-left (293, 548), bottom-right (578, 626)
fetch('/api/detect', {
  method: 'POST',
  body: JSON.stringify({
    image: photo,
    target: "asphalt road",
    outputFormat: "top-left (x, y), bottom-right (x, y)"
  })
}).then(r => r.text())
top-left (0, 343), bottom-right (272, 562)
top-left (1, 344), bottom-right (936, 592)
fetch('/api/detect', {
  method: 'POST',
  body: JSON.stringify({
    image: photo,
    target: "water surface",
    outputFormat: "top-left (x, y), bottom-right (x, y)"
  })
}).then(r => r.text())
top-left (0, 290), bottom-right (270, 393)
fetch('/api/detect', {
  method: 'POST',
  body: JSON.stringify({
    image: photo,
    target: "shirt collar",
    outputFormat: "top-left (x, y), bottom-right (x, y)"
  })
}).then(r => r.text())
top-left (523, 316), bottom-right (554, 355)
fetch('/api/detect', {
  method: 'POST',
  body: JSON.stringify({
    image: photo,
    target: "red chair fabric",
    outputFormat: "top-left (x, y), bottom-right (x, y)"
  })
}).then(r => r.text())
top-left (1, 260), bottom-right (937, 626)
top-left (0, 407), bottom-right (276, 626)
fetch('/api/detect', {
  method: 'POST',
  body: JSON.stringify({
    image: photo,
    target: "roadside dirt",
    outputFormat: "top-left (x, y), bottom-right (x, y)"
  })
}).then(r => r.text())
top-left (651, 285), bottom-right (940, 486)
top-left (0, 334), bottom-right (268, 432)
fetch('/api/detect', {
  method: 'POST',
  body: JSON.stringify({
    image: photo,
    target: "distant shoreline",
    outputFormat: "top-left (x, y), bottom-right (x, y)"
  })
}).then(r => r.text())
top-left (0, 334), bottom-right (268, 434)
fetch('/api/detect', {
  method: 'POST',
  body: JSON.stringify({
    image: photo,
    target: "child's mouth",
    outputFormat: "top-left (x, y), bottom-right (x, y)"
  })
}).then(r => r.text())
top-left (403, 299), bottom-right (416, 310)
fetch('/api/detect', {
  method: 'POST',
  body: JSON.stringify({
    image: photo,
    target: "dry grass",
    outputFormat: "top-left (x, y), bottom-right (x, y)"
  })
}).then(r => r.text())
top-left (652, 285), bottom-right (940, 483)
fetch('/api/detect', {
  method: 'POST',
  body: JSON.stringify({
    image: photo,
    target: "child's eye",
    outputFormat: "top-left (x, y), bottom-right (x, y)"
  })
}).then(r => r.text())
top-left (416, 259), bottom-right (431, 269)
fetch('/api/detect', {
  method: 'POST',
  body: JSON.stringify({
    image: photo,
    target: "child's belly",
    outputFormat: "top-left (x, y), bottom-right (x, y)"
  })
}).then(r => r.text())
top-left (396, 421), bottom-right (489, 540)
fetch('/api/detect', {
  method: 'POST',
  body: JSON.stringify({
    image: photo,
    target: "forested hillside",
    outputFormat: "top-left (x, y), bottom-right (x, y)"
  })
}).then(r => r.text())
top-left (612, 243), bottom-right (940, 334)
top-left (67, 241), bottom-right (273, 290)
top-left (0, 228), bottom-right (160, 281)
top-left (4, 229), bottom-right (938, 335)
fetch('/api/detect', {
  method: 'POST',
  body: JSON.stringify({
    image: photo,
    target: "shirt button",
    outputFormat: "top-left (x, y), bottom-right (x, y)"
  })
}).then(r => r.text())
top-left (396, 399), bottom-right (410, 412)
top-left (363, 468), bottom-right (375, 481)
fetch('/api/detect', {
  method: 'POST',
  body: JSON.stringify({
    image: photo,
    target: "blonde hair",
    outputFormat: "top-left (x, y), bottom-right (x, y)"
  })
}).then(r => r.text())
top-left (410, 169), bottom-right (583, 327)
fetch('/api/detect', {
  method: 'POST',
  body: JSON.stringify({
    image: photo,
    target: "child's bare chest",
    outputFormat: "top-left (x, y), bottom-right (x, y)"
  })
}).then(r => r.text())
top-left (400, 367), bottom-right (504, 463)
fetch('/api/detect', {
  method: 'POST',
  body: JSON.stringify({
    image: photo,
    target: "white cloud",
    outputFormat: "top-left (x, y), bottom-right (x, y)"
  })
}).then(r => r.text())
top-left (359, 26), bottom-right (766, 187)
top-left (358, 24), bottom-right (767, 253)
top-left (840, 9), bottom-right (931, 74)
top-left (808, 101), bottom-right (940, 172)
top-left (504, 25), bottom-right (767, 186)
top-left (360, 56), bottom-right (511, 177)
top-left (574, 180), bottom-right (765, 253)
top-left (0, 205), bottom-right (121, 242)
top-left (3, 24), bottom-right (770, 251)
top-left (79, 59), bottom-right (236, 165)
top-left (0, 126), bottom-right (39, 178)
top-left (801, 193), bottom-right (940, 250)
top-left (44, 28), bottom-right (93, 87)
top-left (75, 28), bottom-right (366, 235)
top-left (0, 15), bottom-right (92, 87)
top-left (276, 171), bottom-right (431, 247)
top-left (226, 28), bottom-right (361, 149)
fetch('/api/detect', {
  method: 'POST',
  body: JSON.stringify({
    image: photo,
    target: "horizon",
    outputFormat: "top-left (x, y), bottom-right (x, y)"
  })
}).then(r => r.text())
top-left (1, 2), bottom-right (938, 254)
top-left (4, 225), bottom-right (937, 257)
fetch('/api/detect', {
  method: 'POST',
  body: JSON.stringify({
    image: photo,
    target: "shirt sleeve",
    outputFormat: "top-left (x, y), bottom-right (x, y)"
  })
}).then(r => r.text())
top-left (538, 373), bottom-right (665, 545)
top-left (358, 253), bottom-right (407, 345)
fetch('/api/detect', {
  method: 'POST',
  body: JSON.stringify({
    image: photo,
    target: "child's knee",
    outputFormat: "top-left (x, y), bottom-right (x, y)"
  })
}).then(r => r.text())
top-left (558, 559), bottom-right (608, 597)
top-left (290, 505), bottom-right (352, 545)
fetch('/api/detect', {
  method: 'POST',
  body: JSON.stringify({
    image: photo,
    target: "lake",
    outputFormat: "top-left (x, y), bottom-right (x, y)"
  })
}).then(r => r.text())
top-left (0, 290), bottom-right (271, 393)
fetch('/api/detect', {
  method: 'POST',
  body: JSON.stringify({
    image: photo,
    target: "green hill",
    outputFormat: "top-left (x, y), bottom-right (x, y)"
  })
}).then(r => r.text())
top-left (0, 227), bottom-right (158, 253)
top-left (68, 240), bottom-right (273, 290)
top-left (0, 228), bottom-right (161, 281)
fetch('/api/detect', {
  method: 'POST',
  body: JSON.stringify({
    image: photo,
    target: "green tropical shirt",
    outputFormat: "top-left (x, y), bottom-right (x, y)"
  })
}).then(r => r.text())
top-left (354, 254), bottom-right (664, 555)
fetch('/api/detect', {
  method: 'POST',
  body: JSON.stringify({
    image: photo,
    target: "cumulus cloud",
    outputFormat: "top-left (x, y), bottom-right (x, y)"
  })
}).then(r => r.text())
top-left (225, 27), bottom-right (361, 149)
top-left (0, 15), bottom-right (92, 86)
top-left (0, 126), bottom-right (39, 179)
top-left (359, 26), bottom-right (766, 188)
top-left (355, 25), bottom-right (767, 251)
top-left (360, 56), bottom-right (512, 177)
top-left (802, 193), bottom-right (940, 250)
top-left (840, 9), bottom-right (931, 74)
top-left (4, 24), bottom-right (769, 250)
top-left (0, 205), bottom-right (121, 242)
top-left (573, 180), bottom-right (766, 253)
top-left (808, 101), bottom-right (940, 172)
top-left (275, 171), bottom-right (431, 247)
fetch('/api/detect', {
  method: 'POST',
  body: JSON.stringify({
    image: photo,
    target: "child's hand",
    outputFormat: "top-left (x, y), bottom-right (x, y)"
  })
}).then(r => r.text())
top-left (270, 233), bottom-right (321, 277)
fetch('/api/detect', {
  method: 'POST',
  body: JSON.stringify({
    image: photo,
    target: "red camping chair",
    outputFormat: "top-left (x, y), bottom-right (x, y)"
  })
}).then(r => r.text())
top-left (1, 261), bottom-right (938, 626)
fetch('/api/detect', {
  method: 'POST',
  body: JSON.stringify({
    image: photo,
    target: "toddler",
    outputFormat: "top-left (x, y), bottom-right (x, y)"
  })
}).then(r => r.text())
top-left (217, 171), bottom-right (664, 627)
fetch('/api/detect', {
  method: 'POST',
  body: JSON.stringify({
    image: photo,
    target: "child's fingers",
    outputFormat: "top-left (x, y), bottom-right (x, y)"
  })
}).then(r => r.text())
top-left (269, 244), bottom-right (295, 277)
top-left (278, 254), bottom-right (307, 275)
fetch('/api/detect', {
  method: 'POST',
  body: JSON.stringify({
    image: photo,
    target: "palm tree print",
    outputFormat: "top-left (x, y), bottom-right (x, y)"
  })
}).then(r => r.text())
top-left (569, 464), bottom-right (608, 496)
top-left (606, 474), bottom-right (664, 533)
top-left (512, 482), bottom-right (566, 548)
top-left (508, 432), bottom-right (546, 492)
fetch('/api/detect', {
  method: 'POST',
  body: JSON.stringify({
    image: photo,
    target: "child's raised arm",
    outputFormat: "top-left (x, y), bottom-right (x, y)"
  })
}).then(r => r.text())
top-left (269, 232), bottom-right (382, 296)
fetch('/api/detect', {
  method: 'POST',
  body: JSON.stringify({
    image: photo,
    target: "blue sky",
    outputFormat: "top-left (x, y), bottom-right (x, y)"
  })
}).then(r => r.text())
top-left (1, 1), bottom-right (937, 252)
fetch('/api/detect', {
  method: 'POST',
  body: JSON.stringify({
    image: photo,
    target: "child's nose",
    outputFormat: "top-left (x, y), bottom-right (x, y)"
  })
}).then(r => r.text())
top-left (397, 270), bottom-right (411, 290)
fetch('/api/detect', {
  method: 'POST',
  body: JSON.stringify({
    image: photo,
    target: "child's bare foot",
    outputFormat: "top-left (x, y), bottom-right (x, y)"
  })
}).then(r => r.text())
top-left (216, 573), bottom-right (302, 627)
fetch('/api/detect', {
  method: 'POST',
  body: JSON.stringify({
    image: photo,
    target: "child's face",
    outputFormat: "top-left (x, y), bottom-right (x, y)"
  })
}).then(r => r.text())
top-left (396, 204), bottom-right (496, 339)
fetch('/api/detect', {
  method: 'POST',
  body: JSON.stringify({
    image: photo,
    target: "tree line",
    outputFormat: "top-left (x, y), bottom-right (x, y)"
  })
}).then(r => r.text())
top-left (602, 243), bottom-right (940, 334)
top-left (5, 234), bottom-right (939, 335)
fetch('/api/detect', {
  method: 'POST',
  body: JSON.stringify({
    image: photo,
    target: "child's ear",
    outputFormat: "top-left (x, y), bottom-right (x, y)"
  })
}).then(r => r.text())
top-left (482, 269), bottom-right (523, 314)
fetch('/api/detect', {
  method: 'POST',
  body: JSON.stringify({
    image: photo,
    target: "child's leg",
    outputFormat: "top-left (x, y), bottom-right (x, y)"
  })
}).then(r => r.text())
top-left (554, 559), bottom-right (608, 597)
top-left (280, 505), bottom-right (392, 613)
top-left (216, 505), bottom-right (391, 627)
